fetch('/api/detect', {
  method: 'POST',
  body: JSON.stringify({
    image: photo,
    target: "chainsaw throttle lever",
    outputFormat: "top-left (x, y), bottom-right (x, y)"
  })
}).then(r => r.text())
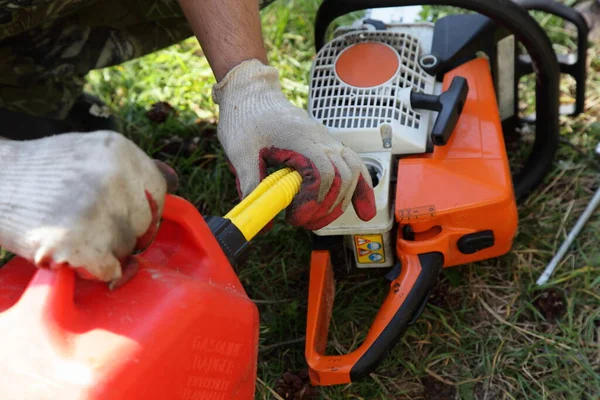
top-left (305, 250), bottom-right (444, 386)
top-left (410, 76), bottom-right (469, 146)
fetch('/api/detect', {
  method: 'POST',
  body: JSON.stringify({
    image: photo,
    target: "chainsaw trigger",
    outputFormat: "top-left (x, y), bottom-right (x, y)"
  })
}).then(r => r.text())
top-left (385, 261), bottom-right (402, 282)
top-left (408, 288), bottom-right (433, 326)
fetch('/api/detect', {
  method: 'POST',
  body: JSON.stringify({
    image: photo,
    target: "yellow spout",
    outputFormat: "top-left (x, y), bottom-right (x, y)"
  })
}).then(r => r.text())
top-left (224, 168), bottom-right (302, 241)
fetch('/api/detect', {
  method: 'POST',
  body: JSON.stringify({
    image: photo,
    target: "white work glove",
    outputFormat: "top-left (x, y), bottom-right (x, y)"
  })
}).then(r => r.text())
top-left (212, 59), bottom-right (376, 231)
top-left (0, 131), bottom-right (177, 287)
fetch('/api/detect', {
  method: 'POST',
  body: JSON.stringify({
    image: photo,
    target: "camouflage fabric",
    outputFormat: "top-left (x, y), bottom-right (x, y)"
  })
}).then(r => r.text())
top-left (0, 0), bottom-right (278, 119)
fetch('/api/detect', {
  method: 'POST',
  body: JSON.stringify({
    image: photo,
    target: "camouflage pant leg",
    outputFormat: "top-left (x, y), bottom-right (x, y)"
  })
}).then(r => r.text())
top-left (0, 0), bottom-right (278, 119)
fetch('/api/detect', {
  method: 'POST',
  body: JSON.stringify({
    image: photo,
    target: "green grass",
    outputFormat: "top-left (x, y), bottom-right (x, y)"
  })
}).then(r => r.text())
top-left (83, 1), bottom-right (600, 399)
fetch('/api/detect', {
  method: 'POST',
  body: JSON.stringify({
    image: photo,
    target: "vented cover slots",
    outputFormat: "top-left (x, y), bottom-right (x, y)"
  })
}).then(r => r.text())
top-left (309, 30), bottom-right (435, 132)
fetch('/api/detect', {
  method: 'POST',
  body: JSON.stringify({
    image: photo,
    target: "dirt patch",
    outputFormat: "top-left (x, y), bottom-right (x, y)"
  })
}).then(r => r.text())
top-left (196, 118), bottom-right (218, 140)
top-left (532, 288), bottom-right (567, 322)
top-left (146, 101), bottom-right (176, 123)
top-left (429, 279), bottom-right (464, 310)
top-left (274, 369), bottom-right (319, 400)
top-left (472, 382), bottom-right (485, 399)
top-left (421, 375), bottom-right (457, 400)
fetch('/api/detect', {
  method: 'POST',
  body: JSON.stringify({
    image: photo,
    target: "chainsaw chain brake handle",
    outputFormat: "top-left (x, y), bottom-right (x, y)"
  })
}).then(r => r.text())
top-left (207, 168), bottom-right (302, 268)
top-left (410, 76), bottom-right (469, 147)
top-left (305, 249), bottom-right (444, 386)
top-left (416, 0), bottom-right (588, 119)
top-left (515, 0), bottom-right (589, 117)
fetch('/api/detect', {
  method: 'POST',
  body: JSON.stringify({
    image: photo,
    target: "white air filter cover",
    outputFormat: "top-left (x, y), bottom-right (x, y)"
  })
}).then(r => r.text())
top-left (308, 25), bottom-right (436, 155)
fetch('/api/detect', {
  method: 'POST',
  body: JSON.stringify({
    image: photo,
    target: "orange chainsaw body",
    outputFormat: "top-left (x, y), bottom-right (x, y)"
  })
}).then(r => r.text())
top-left (0, 195), bottom-right (259, 400)
top-left (306, 57), bottom-right (518, 386)
top-left (395, 57), bottom-right (518, 265)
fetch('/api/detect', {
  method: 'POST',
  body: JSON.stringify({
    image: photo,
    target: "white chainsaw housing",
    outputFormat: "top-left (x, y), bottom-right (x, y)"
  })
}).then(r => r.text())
top-left (309, 20), bottom-right (438, 268)
top-left (308, 22), bottom-right (437, 155)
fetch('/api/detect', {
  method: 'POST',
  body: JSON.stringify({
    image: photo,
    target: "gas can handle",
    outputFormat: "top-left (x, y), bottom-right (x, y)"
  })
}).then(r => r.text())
top-left (305, 249), bottom-right (443, 386)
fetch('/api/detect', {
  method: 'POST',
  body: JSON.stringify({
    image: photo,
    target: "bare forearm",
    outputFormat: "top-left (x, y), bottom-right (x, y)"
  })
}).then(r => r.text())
top-left (177, 0), bottom-right (269, 82)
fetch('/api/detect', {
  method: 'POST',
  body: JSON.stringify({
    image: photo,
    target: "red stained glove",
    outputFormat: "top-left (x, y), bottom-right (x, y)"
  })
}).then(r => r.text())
top-left (212, 59), bottom-right (376, 230)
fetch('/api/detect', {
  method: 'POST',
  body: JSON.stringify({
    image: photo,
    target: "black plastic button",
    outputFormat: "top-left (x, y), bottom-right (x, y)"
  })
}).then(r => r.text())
top-left (402, 225), bottom-right (415, 241)
top-left (385, 261), bottom-right (402, 282)
top-left (457, 230), bottom-right (494, 254)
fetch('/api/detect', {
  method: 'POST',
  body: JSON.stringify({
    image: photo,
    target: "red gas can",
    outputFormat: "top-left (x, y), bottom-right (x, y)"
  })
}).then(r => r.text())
top-left (0, 195), bottom-right (259, 400)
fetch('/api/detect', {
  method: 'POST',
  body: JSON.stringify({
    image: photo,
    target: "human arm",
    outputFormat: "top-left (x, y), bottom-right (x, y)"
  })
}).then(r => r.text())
top-left (177, 0), bottom-right (377, 230)
top-left (177, 0), bottom-right (268, 82)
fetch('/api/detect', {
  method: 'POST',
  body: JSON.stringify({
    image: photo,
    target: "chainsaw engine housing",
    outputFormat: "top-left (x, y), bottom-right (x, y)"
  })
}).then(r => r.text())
top-left (309, 19), bottom-right (517, 270)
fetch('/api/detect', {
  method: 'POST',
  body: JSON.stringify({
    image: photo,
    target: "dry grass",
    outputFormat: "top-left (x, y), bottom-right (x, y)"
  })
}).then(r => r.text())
top-left (0, 1), bottom-right (597, 399)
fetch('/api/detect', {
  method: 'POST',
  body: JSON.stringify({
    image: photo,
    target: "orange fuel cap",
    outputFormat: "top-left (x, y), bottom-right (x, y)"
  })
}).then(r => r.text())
top-left (335, 42), bottom-right (399, 88)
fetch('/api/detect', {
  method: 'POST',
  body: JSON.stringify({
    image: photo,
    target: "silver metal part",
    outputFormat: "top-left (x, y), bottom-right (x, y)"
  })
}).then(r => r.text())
top-left (496, 35), bottom-right (516, 121)
top-left (419, 54), bottom-right (438, 69)
top-left (536, 170), bottom-right (600, 285)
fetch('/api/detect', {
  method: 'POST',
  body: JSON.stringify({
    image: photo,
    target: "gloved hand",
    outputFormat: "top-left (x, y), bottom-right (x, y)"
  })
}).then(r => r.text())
top-left (212, 59), bottom-right (376, 230)
top-left (0, 131), bottom-right (178, 288)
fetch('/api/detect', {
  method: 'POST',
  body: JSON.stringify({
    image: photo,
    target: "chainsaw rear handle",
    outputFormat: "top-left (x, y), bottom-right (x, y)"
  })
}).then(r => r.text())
top-left (314, 0), bottom-right (560, 202)
top-left (305, 250), bottom-right (444, 385)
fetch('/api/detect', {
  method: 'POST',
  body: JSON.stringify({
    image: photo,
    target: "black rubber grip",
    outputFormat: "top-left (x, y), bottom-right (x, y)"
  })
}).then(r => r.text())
top-left (410, 76), bottom-right (469, 146)
top-left (205, 216), bottom-right (250, 269)
top-left (349, 252), bottom-right (444, 381)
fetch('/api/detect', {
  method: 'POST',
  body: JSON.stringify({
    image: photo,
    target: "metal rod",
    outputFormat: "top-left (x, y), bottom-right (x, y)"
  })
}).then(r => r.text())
top-left (536, 184), bottom-right (600, 285)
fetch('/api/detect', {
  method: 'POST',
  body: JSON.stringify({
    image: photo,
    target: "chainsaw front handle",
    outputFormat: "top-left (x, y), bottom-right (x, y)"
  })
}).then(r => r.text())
top-left (305, 250), bottom-right (443, 385)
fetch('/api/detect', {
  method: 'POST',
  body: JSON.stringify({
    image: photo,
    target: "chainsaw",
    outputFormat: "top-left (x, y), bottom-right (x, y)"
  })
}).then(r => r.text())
top-left (301, 0), bottom-right (589, 386)
top-left (0, 1), bottom-right (589, 397)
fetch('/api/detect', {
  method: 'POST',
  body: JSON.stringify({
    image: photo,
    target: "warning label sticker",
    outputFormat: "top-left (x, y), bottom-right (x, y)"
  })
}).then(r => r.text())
top-left (354, 234), bottom-right (385, 264)
top-left (397, 205), bottom-right (436, 223)
top-left (357, 238), bottom-right (369, 246)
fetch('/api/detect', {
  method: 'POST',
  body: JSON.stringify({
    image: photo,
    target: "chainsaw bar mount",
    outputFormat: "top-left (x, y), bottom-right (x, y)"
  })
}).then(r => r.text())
top-left (304, 0), bottom-right (589, 387)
